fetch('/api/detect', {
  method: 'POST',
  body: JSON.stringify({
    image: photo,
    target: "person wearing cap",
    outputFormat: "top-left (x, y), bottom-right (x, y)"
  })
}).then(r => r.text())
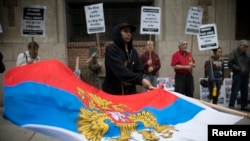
top-left (140, 40), bottom-right (161, 91)
top-left (16, 41), bottom-right (40, 66)
top-left (170, 40), bottom-right (195, 97)
top-left (102, 23), bottom-right (155, 95)
top-left (228, 39), bottom-right (250, 111)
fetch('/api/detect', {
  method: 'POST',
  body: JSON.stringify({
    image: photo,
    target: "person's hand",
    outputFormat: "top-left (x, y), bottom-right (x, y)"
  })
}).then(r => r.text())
top-left (142, 78), bottom-right (156, 90)
top-left (213, 61), bottom-right (221, 68)
top-left (147, 59), bottom-right (152, 65)
top-left (147, 85), bottom-right (156, 90)
top-left (27, 59), bottom-right (34, 64)
top-left (147, 66), bottom-right (154, 73)
top-left (97, 60), bottom-right (102, 67)
top-left (86, 57), bottom-right (93, 64)
top-left (186, 65), bottom-right (193, 71)
top-left (188, 62), bottom-right (195, 70)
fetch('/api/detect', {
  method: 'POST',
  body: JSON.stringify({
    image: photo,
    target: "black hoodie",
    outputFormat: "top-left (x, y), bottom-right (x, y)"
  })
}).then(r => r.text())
top-left (102, 23), bottom-right (144, 95)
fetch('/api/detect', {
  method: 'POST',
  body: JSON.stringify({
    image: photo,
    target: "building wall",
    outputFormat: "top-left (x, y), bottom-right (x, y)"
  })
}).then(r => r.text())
top-left (0, 0), bottom-right (67, 106)
top-left (0, 0), bottom-right (240, 106)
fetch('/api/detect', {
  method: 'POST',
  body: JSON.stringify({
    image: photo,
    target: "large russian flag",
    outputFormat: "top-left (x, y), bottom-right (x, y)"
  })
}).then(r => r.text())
top-left (3, 60), bottom-right (242, 141)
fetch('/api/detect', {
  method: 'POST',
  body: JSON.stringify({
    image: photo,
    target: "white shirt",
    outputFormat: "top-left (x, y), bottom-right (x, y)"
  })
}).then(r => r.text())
top-left (16, 51), bottom-right (40, 66)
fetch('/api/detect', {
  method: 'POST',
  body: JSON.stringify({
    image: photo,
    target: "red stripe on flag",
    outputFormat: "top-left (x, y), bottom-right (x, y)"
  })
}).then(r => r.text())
top-left (4, 60), bottom-right (178, 111)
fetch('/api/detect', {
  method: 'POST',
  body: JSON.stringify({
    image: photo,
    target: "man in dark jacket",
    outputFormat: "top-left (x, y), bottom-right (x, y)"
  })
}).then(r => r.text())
top-left (0, 52), bottom-right (5, 73)
top-left (102, 23), bottom-right (155, 95)
top-left (228, 40), bottom-right (250, 111)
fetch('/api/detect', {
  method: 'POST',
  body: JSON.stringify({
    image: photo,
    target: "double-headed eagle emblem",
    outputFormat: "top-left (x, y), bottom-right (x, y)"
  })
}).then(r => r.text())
top-left (76, 87), bottom-right (177, 141)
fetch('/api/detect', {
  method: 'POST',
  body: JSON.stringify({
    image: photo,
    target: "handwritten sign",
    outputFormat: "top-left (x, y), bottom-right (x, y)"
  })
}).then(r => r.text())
top-left (21, 5), bottom-right (46, 37)
top-left (84, 3), bottom-right (105, 34)
top-left (140, 6), bottom-right (161, 35)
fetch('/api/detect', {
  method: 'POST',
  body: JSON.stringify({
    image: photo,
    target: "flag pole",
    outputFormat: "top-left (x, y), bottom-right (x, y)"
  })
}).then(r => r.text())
top-left (149, 34), bottom-right (152, 60)
top-left (75, 56), bottom-right (79, 72)
top-left (74, 56), bottom-right (80, 78)
top-left (190, 35), bottom-right (194, 54)
top-left (96, 33), bottom-right (101, 58)
top-left (197, 99), bottom-right (250, 119)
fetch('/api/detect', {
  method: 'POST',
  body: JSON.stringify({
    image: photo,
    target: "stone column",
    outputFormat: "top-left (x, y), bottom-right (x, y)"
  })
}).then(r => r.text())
top-left (56, 0), bottom-right (66, 43)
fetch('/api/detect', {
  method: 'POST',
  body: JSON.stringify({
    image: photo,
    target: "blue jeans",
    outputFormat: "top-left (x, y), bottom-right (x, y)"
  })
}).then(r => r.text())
top-left (229, 73), bottom-right (249, 108)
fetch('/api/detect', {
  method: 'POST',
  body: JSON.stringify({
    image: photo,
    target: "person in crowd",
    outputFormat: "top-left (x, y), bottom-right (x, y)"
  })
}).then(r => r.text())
top-left (228, 40), bottom-right (250, 111)
top-left (140, 40), bottom-right (161, 91)
top-left (170, 40), bottom-right (195, 97)
top-left (16, 41), bottom-right (40, 66)
top-left (86, 45), bottom-right (106, 89)
top-left (102, 22), bottom-right (155, 95)
top-left (0, 51), bottom-right (5, 73)
top-left (97, 44), bottom-right (109, 89)
top-left (204, 47), bottom-right (224, 104)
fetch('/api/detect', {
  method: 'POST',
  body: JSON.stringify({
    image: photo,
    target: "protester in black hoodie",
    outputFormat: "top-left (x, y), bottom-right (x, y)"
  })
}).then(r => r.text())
top-left (0, 52), bottom-right (5, 73)
top-left (102, 23), bottom-right (155, 95)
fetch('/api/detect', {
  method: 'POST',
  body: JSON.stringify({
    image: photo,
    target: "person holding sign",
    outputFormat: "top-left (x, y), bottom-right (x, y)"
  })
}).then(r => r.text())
top-left (16, 41), bottom-right (40, 66)
top-left (86, 45), bottom-right (106, 89)
top-left (102, 23), bottom-right (155, 95)
top-left (140, 40), bottom-right (161, 92)
top-left (87, 51), bottom-right (102, 87)
top-left (204, 47), bottom-right (224, 104)
top-left (170, 40), bottom-right (195, 97)
top-left (228, 40), bottom-right (250, 111)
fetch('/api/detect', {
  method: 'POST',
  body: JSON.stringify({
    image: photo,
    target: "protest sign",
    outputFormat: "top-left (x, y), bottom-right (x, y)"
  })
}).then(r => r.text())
top-left (21, 5), bottom-right (46, 37)
top-left (140, 6), bottom-right (161, 35)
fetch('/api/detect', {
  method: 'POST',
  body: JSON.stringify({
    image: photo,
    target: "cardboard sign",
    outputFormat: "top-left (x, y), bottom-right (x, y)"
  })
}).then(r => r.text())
top-left (84, 3), bottom-right (105, 34)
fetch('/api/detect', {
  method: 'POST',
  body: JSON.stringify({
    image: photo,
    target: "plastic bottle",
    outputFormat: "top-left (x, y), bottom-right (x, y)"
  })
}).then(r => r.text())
top-left (212, 86), bottom-right (217, 97)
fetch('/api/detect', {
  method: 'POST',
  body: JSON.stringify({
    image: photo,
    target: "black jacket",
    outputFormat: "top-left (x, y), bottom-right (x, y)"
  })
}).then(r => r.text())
top-left (102, 23), bottom-right (144, 95)
top-left (228, 47), bottom-right (250, 76)
top-left (0, 52), bottom-right (5, 73)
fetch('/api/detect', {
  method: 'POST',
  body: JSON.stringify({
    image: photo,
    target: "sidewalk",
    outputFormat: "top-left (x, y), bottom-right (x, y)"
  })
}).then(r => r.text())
top-left (0, 107), bottom-right (249, 141)
top-left (0, 107), bottom-right (60, 141)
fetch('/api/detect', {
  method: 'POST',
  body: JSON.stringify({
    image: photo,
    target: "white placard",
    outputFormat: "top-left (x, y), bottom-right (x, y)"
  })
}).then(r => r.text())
top-left (185, 6), bottom-right (203, 35)
top-left (197, 24), bottom-right (218, 51)
top-left (21, 5), bottom-right (46, 37)
top-left (84, 3), bottom-right (105, 34)
top-left (140, 6), bottom-right (161, 35)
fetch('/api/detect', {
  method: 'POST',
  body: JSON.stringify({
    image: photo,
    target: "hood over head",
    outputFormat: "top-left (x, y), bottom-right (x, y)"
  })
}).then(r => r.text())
top-left (112, 23), bottom-right (136, 49)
